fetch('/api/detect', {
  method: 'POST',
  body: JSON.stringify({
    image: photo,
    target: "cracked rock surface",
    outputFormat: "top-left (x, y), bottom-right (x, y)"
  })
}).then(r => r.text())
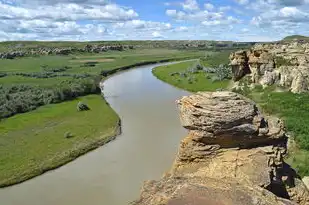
top-left (133, 92), bottom-right (309, 205)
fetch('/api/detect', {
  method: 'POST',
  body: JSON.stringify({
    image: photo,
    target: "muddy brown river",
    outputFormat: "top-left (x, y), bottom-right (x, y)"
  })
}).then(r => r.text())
top-left (0, 62), bottom-right (190, 205)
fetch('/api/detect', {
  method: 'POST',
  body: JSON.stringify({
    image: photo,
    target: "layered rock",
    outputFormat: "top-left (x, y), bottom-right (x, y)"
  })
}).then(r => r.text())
top-left (229, 42), bottom-right (309, 93)
top-left (133, 91), bottom-right (309, 205)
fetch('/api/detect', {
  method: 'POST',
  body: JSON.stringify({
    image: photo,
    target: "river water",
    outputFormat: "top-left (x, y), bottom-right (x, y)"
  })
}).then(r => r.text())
top-left (0, 62), bottom-right (190, 205)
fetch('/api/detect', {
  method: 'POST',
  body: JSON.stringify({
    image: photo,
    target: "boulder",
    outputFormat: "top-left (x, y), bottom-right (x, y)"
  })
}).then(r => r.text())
top-left (133, 176), bottom-right (297, 205)
top-left (133, 91), bottom-right (309, 205)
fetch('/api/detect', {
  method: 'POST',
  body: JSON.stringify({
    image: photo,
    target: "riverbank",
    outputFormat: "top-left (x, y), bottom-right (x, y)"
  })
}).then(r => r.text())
top-left (152, 60), bottom-right (309, 177)
top-left (152, 60), bottom-right (230, 92)
top-left (0, 95), bottom-right (120, 187)
top-left (0, 55), bottom-right (202, 188)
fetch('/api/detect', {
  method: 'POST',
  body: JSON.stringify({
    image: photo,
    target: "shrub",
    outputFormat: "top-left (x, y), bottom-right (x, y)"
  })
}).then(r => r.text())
top-left (214, 64), bottom-right (232, 81)
top-left (64, 131), bottom-right (74, 139)
top-left (170, 72), bottom-right (180, 76)
top-left (275, 56), bottom-right (293, 67)
top-left (0, 77), bottom-right (99, 119)
top-left (82, 62), bottom-right (98, 67)
top-left (0, 73), bottom-right (7, 78)
top-left (77, 101), bottom-right (90, 111)
top-left (42, 66), bottom-right (71, 73)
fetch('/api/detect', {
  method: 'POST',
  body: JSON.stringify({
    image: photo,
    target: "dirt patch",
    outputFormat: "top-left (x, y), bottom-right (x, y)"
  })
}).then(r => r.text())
top-left (70, 58), bottom-right (115, 63)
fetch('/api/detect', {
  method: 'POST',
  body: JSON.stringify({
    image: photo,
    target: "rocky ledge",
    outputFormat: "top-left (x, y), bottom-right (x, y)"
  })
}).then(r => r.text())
top-left (230, 42), bottom-right (309, 93)
top-left (133, 91), bottom-right (309, 205)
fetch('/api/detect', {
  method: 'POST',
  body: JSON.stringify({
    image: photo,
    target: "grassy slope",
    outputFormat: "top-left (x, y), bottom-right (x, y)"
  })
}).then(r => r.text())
top-left (152, 52), bottom-right (231, 92)
top-left (283, 35), bottom-right (309, 41)
top-left (153, 61), bottom-right (230, 92)
top-left (243, 87), bottom-right (309, 176)
top-left (0, 48), bottom-right (205, 187)
top-left (0, 95), bottom-right (119, 187)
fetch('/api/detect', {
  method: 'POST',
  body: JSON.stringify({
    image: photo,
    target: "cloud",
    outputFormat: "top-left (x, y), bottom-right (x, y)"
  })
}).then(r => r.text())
top-left (0, 2), bottom-right (138, 21)
top-left (204, 3), bottom-right (214, 11)
top-left (241, 28), bottom-right (249, 33)
top-left (278, 0), bottom-right (307, 6)
top-left (182, 0), bottom-right (199, 11)
top-left (176, 26), bottom-right (189, 31)
top-left (235, 0), bottom-right (249, 5)
top-left (152, 31), bottom-right (163, 38)
top-left (113, 20), bottom-right (172, 31)
top-left (219, 6), bottom-right (231, 12)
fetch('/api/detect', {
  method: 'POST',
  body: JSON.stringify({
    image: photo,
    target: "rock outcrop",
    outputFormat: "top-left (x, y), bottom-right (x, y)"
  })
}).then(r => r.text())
top-left (133, 91), bottom-right (309, 205)
top-left (229, 42), bottom-right (309, 93)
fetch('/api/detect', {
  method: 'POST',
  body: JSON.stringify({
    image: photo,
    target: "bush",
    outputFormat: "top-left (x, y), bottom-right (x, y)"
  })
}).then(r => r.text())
top-left (0, 77), bottom-right (100, 119)
top-left (276, 56), bottom-right (293, 67)
top-left (77, 101), bottom-right (90, 111)
top-left (214, 64), bottom-right (232, 81)
top-left (64, 131), bottom-right (74, 139)
top-left (82, 62), bottom-right (98, 67)
top-left (42, 66), bottom-right (71, 73)
top-left (0, 73), bottom-right (7, 78)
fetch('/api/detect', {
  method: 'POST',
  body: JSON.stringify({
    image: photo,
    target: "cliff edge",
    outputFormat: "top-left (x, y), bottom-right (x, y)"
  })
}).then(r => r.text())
top-left (132, 91), bottom-right (309, 205)
top-left (229, 42), bottom-right (309, 93)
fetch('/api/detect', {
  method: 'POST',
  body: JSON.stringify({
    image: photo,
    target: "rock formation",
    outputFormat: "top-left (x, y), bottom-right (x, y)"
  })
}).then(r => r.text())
top-left (133, 91), bottom-right (309, 205)
top-left (229, 42), bottom-right (309, 93)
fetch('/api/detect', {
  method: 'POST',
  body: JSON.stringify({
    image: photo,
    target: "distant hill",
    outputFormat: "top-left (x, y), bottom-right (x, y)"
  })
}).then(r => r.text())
top-left (283, 35), bottom-right (309, 41)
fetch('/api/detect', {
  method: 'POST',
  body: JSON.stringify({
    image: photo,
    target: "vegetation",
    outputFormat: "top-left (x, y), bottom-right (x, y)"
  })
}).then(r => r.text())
top-left (200, 50), bottom-right (231, 67)
top-left (233, 84), bottom-right (309, 176)
top-left (0, 47), bottom-right (206, 186)
top-left (0, 49), bottom-right (205, 119)
top-left (283, 35), bottom-right (309, 41)
top-left (275, 56), bottom-right (293, 67)
top-left (0, 95), bottom-right (120, 187)
top-left (0, 78), bottom-right (100, 119)
top-left (152, 52), bottom-right (232, 92)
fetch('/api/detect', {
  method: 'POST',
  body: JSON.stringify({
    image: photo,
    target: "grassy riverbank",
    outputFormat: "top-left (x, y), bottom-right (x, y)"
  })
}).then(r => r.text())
top-left (152, 53), bottom-right (231, 92)
top-left (0, 48), bottom-right (206, 187)
top-left (0, 95), bottom-right (120, 187)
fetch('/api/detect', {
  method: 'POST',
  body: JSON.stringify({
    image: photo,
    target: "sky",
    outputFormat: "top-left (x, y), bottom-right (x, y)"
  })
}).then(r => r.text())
top-left (0, 0), bottom-right (309, 41)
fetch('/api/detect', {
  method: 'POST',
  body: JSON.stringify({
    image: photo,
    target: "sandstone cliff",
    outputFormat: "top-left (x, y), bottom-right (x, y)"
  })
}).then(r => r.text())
top-left (133, 91), bottom-right (309, 205)
top-left (229, 42), bottom-right (309, 93)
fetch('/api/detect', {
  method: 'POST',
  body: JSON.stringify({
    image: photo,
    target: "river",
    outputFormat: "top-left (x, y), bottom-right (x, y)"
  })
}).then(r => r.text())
top-left (0, 62), bottom-right (190, 205)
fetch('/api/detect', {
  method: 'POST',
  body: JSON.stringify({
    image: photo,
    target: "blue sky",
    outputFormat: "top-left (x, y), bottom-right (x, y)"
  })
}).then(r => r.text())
top-left (0, 0), bottom-right (309, 41)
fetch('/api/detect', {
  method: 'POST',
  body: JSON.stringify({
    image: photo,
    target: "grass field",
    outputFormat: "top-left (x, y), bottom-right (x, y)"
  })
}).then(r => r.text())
top-left (0, 95), bottom-right (120, 187)
top-left (0, 48), bottom-right (206, 187)
top-left (0, 49), bottom-right (205, 86)
top-left (152, 58), bottom-right (230, 92)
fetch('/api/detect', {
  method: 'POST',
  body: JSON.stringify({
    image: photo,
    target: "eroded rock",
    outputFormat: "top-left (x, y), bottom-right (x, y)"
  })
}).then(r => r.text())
top-left (133, 91), bottom-right (309, 205)
top-left (229, 42), bottom-right (309, 93)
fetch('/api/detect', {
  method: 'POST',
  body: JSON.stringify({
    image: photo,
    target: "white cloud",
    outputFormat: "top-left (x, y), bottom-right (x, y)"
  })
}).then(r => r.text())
top-left (0, 2), bottom-right (138, 21)
top-left (241, 28), bottom-right (249, 33)
top-left (182, 0), bottom-right (199, 11)
top-left (177, 26), bottom-right (189, 31)
top-left (113, 20), bottom-right (172, 31)
top-left (235, 0), bottom-right (249, 5)
top-left (152, 31), bottom-right (163, 38)
top-left (219, 6), bottom-right (231, 12)
top-left (204, 3), bottom-right (214, 11)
